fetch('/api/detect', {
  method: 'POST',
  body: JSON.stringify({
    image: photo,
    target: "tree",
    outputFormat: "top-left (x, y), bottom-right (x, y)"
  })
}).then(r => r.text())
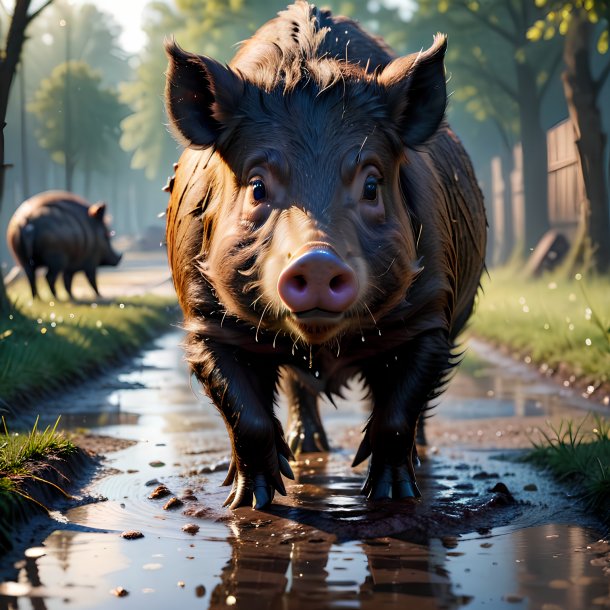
top-left (529, 0), bottom-right (610, 273)
top-left (0, 0), bottom-right (53, 311)
top-left (28, 60), bottom-right (127, 195)
top-left (408, 0), bottom-right (565, 259)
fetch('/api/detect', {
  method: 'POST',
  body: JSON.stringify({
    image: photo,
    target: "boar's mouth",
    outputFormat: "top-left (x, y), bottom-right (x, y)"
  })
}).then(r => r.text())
top-left (288, 309), bottom-right (346, 344)
top-left (294, 308), bottom-right (344, 321)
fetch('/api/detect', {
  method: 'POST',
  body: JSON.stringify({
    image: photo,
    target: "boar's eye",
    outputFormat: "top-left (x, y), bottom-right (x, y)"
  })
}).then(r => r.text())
top-left (363, 176), bottom-right (379, 201)
top-left (251, 179), bottom-right (267, 202)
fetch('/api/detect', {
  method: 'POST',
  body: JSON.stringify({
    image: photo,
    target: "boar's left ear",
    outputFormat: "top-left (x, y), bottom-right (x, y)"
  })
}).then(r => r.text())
top-left (164, 39), bottom-right (243, 149)
top-left (88, 202), bottom-right (106, 221)
top-left (379, 34), bottom-right (447, 147)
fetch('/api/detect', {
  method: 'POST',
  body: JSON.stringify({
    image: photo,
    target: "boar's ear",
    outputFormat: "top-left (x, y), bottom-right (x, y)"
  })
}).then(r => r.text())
top-left (379, 34), bottom-right (447, 147)
top-left (164, 39), bottom-right (243, 149)
top-left (88, 202), bottom-right (106, 221)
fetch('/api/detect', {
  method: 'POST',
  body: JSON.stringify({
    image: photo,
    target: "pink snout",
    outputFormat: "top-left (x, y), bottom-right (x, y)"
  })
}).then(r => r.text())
top-left (277, 248), bottom-right (359, 314)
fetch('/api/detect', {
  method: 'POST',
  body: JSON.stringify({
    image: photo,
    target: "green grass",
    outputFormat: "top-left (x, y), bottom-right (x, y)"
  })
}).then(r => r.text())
top-left (0, 293), bottom-right (177, 411)
top-left (0, 416), bottom-right (76, 475)
top-left (525, 415), bottom-right (610, 526)
top-left (470, 268), bottom-right (610, 397)
top-left (0, 417), bottom-right (77, 550)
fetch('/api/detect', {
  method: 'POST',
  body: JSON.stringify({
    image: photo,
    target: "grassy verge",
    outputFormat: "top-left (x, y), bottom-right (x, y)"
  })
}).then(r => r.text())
top-left (524, 415), bottom-right (610, 528)
top-left (470, 268), bottom-right (610, 401)
top-left (0, 293), bottom-right (177, 412)
top-left (0, 417), bottom-right (78, 550)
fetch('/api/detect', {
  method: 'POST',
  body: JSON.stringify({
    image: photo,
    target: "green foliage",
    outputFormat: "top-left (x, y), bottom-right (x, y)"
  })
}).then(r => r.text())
top-left (28, 60), bottom-right (128, 173)
top-left (528, 0), bottom-right (610, 51)
top-left (0, 293), bottom-right (176, 411)
top-left (471, 267), bottom-right (610, 392)
top-left (23, 0), bottom-right (131, 88)
top-left (526, 415), bottom-right (610, 523)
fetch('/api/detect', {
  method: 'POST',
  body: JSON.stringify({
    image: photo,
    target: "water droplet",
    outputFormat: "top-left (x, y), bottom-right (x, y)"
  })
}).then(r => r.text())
top-left (361, 336), bottom-right (365, 342)
top-left (314, 371), bottom-right (320, 378)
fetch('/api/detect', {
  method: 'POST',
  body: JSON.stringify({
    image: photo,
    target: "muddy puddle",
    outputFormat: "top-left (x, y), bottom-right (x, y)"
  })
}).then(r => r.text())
top-left (1, 332), bottom-right (608, 609)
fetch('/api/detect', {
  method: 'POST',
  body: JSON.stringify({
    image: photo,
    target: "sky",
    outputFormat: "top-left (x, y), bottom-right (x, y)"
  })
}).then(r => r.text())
top-left (65, 0), bottom-right (415, 54)
top-left (71, 0), bottom-right (154, 53)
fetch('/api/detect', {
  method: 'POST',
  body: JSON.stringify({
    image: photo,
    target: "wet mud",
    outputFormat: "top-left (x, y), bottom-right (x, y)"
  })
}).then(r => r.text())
top-left (1, 331), bottom-right (608, 609)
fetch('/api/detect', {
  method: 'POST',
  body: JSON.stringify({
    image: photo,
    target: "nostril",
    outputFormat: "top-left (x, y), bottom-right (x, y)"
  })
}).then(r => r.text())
top-left (293, 274), bottom-right (307, 291)
top-left (329, 274), bottom-right (347, 292)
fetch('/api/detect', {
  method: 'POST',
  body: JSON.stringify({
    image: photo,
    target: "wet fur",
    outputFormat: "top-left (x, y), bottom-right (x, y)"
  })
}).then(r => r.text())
top-left (165, 2), bottom-right (487, 506)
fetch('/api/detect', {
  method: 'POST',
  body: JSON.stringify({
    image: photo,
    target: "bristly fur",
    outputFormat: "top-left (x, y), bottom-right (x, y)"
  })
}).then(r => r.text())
top-left (164, 0), bottom-right (487, 507)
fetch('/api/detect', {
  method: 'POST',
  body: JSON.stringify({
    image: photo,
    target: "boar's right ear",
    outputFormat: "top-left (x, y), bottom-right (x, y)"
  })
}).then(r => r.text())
top-left (164, 39), bottom-right (243, 149)
top-left (88, 202), bottom-right (106, 221)
top-left (379, 34), bottom-right (447, 147)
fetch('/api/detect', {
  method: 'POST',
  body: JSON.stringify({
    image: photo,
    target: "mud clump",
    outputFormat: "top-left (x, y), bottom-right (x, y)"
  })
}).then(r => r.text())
top-left (110, 586), bottom-right (129, 597)
top-left (182, 523), bottom-right (200, 535)
top-left (120, 530), bottom-right (144, 540)
top-left (163, 497), bottom-right (184, 510)
top-left (148, 484), bottom-right (171, 499)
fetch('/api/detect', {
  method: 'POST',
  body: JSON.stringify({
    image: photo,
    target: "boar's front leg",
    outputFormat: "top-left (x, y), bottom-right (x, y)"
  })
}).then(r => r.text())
top-left (355, 329), bottom-right (451, 500)
top-left (195, 343), bottom-right (294, 509)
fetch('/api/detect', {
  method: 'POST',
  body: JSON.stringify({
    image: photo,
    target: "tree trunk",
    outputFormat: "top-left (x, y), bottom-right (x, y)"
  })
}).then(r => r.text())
top-left (0, 1), bottom-right (32, 312)
top-left (515, 61), bottom-right (550, 257)
top-left (561, 9), bottom-right (610, 273)
top-left (0, 1), bottom-right (53, 312)
top-left (0, 1), bottom-right (31, 215)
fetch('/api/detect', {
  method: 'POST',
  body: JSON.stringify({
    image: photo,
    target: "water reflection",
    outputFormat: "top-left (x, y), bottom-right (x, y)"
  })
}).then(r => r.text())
top-left (199, 520), bottom-right (607, 610)
top-left (2, 332), bottom-right (608, 609)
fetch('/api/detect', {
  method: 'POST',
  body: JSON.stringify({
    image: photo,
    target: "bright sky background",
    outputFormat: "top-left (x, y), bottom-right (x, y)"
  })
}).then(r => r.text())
top-left (67, 0), bottom-right (415, 54)
top-left (77, 0), bottom-right (154, 53)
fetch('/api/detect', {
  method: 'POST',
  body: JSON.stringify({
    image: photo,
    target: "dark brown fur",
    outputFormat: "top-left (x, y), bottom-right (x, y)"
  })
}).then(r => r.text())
top-left (6, 190), bottom-right (121, 299)
top-left (164, 2), bottom-right (487, 508)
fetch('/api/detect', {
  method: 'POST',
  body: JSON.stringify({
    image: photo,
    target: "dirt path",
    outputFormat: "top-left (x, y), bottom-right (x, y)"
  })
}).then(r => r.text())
top-left (1, 327), bottom-right (608, 609)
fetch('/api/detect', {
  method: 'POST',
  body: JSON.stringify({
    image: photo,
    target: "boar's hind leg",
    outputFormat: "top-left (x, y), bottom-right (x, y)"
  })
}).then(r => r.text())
top-left (84, 267), bottom-right (100, 296)
top-left (197, 346), bottom-right (294, 510)
top-left (24, 266), bottom-right (37, 299)
top-left (45, 268), bottom-right (59, 298)
top-left (282, 368), bottom-right (330, 456)
top-left (63, 271), bottom-right (74, 299)
top-left (355, 329), bottom-right (451, 501)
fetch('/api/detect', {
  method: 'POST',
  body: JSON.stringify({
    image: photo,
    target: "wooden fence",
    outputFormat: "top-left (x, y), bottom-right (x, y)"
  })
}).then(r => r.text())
top-left (489, 118), bottom-right (584, 264)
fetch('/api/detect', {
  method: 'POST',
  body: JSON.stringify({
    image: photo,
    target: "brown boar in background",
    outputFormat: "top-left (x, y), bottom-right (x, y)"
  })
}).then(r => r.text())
top-left (7, 190), bottom-right (121, 299)
top-left (164, 1), bottom-right (487, 509)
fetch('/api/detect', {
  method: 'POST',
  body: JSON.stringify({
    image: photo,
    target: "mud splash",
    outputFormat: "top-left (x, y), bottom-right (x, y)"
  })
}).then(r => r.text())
top-left (1, 331), bottom-right (607, 609)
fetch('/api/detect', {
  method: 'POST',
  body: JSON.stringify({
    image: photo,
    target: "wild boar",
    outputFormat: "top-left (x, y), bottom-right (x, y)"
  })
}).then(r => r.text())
top-left (164, 1), bottom-right (487, 509)
top-left (6, 190), bottom-right (121, 299)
